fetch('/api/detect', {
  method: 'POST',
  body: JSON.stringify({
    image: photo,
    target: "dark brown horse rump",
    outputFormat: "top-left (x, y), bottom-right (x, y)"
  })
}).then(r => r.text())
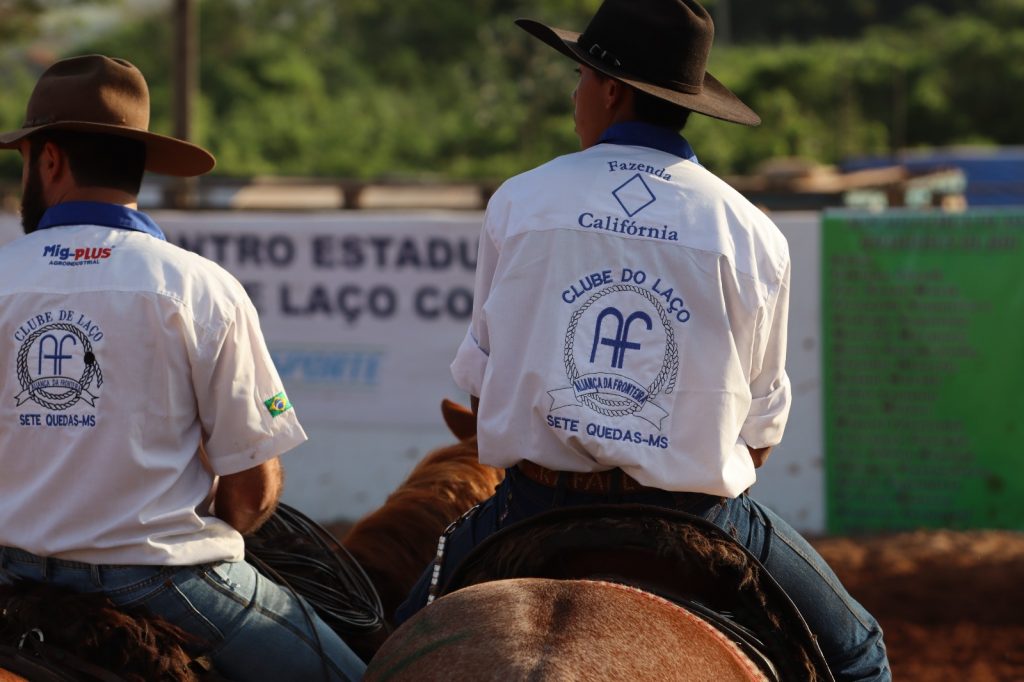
top-left (0, 582), bottom-right (203, 681)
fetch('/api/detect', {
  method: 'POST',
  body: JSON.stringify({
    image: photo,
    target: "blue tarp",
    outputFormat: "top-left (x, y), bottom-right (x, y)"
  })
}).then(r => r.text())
top-left (842, 147), bottom-right (1024, 206)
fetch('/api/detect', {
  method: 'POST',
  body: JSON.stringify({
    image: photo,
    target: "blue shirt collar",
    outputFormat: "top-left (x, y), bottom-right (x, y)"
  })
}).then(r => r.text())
top-left (37, 201), bottom-right (166, 241)
top-left (597, 121), bottom-right (699, 165)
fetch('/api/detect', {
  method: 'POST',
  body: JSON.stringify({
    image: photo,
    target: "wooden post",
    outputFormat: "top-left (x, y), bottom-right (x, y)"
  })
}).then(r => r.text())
top-left (170, 0), bottom-right (198, 208)
top-left (713, 0), bottom-right (732, 46)
top-left (891, 66), bottom-right (907, 159)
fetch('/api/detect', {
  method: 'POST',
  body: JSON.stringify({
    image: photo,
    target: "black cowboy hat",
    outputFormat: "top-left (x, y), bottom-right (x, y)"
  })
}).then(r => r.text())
top-left (516, 0), bottom-right (760, 126)
top-left (0, 54), bottom-right (215, 177)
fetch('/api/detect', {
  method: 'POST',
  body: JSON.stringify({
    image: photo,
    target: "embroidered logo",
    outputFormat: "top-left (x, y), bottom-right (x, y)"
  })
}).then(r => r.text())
top-left (612, 173), bottom-right (657, 217)
top-left (15, 323), bottom-right (103, 410)
top-left (264, 391), bottom-right (293, 417)
top-left (42, 244), bottom-right (113, 267)
top-left (549, 284), bottom-right (678, 429)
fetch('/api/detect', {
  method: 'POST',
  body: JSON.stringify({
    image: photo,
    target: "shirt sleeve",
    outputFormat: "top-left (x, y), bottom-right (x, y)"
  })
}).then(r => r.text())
top-left (450, 204), bottom-right (502, 397)
top-left (192, 294), bottom-right (307, 476)
top-left (740, 259), bottom-right (792, 449)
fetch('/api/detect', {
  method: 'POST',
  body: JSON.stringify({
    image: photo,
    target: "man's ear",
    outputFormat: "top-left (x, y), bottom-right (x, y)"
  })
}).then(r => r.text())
top-left (604, 78), bottom-right (635, 117)
top-left (39, 141), bottom-right (69, 186)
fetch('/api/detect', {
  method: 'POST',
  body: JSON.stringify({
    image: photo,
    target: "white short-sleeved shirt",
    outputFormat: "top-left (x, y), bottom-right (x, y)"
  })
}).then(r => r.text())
top-left (0, 202), bottom-right (306, 564)
top-left (451, 125), bottom-right (791, 497)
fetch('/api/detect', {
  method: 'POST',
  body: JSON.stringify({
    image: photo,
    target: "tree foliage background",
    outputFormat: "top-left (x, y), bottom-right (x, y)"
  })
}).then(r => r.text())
top-left (1, 0), bottom-right (1023, 183)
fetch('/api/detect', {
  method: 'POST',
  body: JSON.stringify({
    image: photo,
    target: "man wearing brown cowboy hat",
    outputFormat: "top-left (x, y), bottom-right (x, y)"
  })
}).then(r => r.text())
top-left (0, 55), bottom-right (365, 680)
top-left (397, 1), bottom-right (890, 679)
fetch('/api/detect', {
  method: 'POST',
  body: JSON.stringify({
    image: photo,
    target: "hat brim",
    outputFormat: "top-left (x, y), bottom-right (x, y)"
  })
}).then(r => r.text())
top-left (515, 18), bottom-right (760, 127)
top-left (0, 121), bottom-right (215, 177)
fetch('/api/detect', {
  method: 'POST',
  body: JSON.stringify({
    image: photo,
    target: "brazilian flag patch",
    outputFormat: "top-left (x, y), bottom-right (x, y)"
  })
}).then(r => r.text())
top-left (264, 391), bottom-right (293, 418)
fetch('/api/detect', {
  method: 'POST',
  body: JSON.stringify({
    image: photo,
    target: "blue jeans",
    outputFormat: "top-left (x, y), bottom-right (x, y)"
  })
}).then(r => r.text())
top-left (0, 548), bottom-right (366, 681)
top-left (397, 466), bottom-right (891, 682)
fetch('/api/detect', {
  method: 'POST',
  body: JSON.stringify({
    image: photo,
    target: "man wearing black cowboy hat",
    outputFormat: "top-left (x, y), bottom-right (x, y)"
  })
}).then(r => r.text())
top-left (397, 1), bottom-right (890, 679)
top-left (0, 55), bottom-right (365, 680)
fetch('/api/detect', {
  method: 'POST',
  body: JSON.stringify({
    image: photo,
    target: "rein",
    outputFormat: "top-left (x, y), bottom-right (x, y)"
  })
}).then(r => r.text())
top-left (665, 594), bottom-right (780, 681)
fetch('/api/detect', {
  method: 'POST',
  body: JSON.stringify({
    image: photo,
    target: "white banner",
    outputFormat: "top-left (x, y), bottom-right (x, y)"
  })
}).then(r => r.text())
top-left (0, 210), bottom-right (825, 530)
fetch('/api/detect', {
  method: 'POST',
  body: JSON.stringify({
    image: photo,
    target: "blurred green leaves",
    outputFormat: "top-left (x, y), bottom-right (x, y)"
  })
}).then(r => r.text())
top-left (1, 0), bottom-right (1022, 182)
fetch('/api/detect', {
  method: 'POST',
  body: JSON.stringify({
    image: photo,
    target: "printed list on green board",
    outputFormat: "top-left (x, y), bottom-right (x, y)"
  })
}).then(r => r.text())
top-left (823, 209), bottom-right (1024, 534)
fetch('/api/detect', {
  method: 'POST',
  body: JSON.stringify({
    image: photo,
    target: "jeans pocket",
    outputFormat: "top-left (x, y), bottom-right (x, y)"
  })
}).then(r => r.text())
top-left (701, 498), bottom-right (728, 527)
top-left (199, 561), bottom-right (255, 606)
top-left (115, 567), bottom-right (226, 649)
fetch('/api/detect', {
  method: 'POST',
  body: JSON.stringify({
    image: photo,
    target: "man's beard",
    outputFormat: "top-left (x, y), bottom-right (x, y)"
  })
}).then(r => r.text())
top-left (20, 159), bottom-right (48, 234)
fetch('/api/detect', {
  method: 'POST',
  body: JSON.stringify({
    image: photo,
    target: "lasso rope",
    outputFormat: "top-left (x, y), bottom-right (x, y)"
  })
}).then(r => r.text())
top-left (246, 503), bottom-right (385, 636)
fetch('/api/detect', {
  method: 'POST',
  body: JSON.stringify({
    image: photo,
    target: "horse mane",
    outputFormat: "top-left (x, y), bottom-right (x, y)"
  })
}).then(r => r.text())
top-left (0, 583), bottom-right (202, 682)
top-left (341, 434), bottom-right (504, 618)
top-left (451, 511), bottom-right (767, 606)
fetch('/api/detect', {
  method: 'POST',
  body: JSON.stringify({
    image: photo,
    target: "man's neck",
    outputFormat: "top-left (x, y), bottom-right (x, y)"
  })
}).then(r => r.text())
top-left (51, 187), bottom-right (138, 210)
top-left (596, 121), bottom-right (698, 164)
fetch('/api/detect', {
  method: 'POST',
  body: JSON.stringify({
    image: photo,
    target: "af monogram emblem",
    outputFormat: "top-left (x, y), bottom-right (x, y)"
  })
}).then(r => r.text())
top-left (15, 323), bottom-right (103, 410)
top-left (549, 283), bottom-right (677, 429)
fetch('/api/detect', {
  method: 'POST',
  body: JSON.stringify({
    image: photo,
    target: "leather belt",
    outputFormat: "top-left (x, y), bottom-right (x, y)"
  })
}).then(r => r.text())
top-left (516, 459), bottom-right (657, 495)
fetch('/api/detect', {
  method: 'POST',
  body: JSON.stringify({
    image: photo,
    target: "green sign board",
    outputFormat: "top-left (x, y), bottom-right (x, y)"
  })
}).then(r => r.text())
top-left (823, 209), bottom-right (1024, 533)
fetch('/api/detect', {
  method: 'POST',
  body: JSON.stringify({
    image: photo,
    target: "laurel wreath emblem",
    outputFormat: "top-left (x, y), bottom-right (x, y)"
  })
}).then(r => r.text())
top-left (563, 284), bottom-right (678, 417)
top-left (16, 323), bottom-right (103, 411)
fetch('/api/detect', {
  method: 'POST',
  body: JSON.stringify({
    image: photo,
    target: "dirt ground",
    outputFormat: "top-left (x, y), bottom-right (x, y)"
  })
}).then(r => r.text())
top-left (810, 530), bottom-right (1024, 682)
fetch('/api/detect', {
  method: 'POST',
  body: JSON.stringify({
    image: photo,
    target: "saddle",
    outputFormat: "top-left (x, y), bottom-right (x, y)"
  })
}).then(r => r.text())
top-left (440, 504), bottom-right (834, 682)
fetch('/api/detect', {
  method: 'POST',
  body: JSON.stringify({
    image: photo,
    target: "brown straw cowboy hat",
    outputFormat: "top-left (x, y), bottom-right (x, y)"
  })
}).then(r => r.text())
top-left (516, 0), bottom-right (759, 126)
top-left (0, 54), bottom-right (215, 177)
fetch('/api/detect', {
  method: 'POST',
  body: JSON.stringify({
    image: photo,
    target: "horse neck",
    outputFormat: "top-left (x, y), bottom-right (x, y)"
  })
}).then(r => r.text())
top-left (341, 437), bottom-right (502, 616)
